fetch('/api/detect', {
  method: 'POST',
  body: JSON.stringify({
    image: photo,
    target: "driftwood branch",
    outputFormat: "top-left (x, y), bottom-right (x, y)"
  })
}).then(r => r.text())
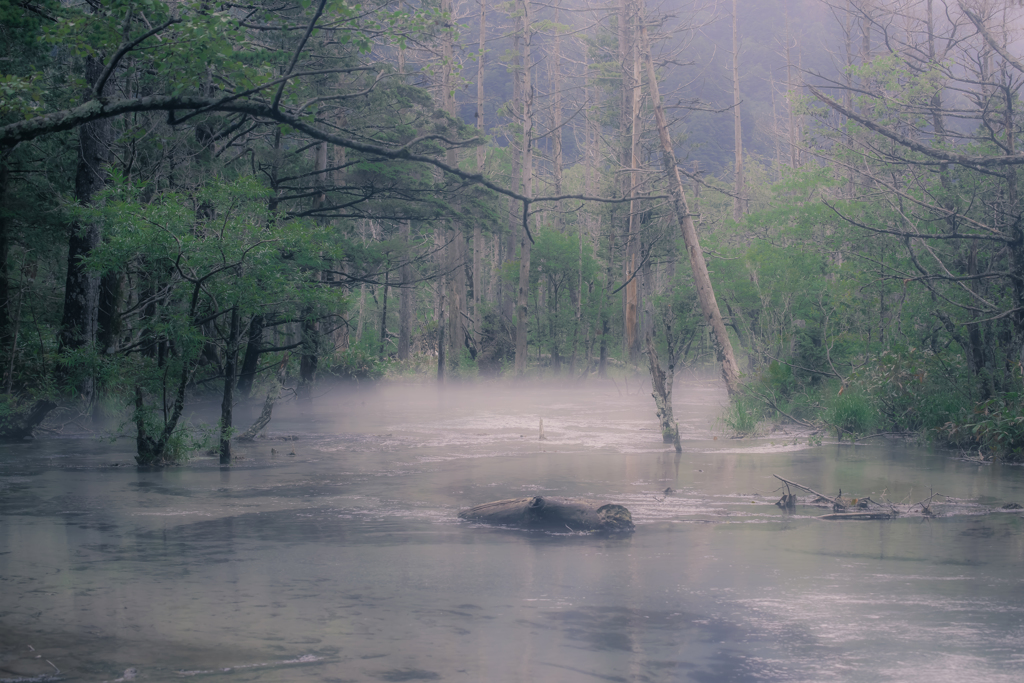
top-left (773, 474), bottom-right (901, 519)
top-left (772, 474), bottom-right (842, 507)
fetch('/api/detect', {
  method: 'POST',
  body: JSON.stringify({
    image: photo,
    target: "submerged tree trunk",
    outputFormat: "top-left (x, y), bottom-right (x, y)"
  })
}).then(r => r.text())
top-left (640, 20), bottom-right (741, 396)
top-left (646, 335), bottom-right (681, 452)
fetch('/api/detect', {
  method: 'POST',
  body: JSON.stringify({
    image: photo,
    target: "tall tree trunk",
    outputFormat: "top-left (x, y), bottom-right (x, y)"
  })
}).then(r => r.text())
top-left (96, 271), bottom-right (121, 354)
top-left (640, 19), bottom-right (741, 396)
top-left (0, 160), bottom-right (10, 355)
top-left (441, 0), bottom-right (467, 367)
top-left (500, 18), bottom-right (523, 327)
top-left (220, 306), bottom-right (241, 464)
top-left (624, 0), bottom-right (642, 363)
top-left (236, 313), bottom-right (263, 397)
top-left (238, 126), bottom-right (285, 396)
top-left (569, 218), bottom-right (583, 373)
top-left (398, 220), bottom-right (413, 360)
top-left (619, 0), bottom-right (641, 363)
top-left (437, 284), bottom-right (446, 383)
top-left (550, 10), bottom-right (564, 223)
top-left (297, 311), bottom-right (319, 400)
top-left (472, 0), bottom-right (487, 345)
top-left (448, 229), bottom-right (467, 363)
top-left (514, 0), bottom-right (534, 376)
top-left (599, 229), bottom-right (615, 377)
top-left (787, 7), bottom-right (800, 170)
top-left (732, 0), bottom-right (746, 221)
top-left (59, 56), bottom-right (112, 400)
top-left (297, 138), bottom-right (329, 400)
top-left (379, 268), bottom-right (389, 356)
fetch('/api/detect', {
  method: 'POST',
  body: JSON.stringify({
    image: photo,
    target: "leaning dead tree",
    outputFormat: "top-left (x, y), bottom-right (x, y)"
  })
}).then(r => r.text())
top-left (645, 335), bottom-right (681, 452)
top-left (640, 15), bottom-right (741, 395)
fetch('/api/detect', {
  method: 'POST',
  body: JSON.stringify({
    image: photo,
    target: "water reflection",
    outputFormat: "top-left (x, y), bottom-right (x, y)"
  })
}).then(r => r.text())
top-left (1, 380), bottom-right (1023, 682)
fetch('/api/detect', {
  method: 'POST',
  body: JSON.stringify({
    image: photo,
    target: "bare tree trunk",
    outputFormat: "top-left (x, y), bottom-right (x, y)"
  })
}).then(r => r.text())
top-left (440, 0), bottom-right (467, 368)
top-left (640, 20), bottom-right (741, 396)
top-left (473, 3), bottom-right (486, 343)
top-left (599, 229), bottom-right (615, 377)
top-left (379, 268), bottom-right (389, 356)
top-left (449, 229), bottom-right (467, 362)
top-left (731, 0), bottom-right (746, 221)
top-left (398, 220), bottom-right (413, 360)
top-left (569, 219), bottom-right (583, 373)
top-left (514, 0), bottom-right (534, 376)
top-left (550, 9), bottom-right (564, 224)
top-left (501, 17), bottom-right (523, 327)
top-left (621, 0), bottom-right (641, 363)
top-left (437, 285), bottom-right (446, 383)
top-left (786, 8), bottom-right (799, 170)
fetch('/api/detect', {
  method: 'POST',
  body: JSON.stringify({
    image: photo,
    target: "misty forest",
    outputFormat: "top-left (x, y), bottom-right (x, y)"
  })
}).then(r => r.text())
top-left (1, 0), bottom-right (1023, 462)
top-left (8, 2), bottom-right (1024, 681)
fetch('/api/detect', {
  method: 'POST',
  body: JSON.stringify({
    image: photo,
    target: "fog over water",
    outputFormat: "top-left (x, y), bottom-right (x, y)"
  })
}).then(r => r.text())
top-left (2, 379), bottom-right (1024, 682)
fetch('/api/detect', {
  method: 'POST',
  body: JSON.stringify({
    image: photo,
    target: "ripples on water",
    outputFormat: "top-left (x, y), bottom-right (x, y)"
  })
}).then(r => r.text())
top-left (1, 379), bottom-right (1023, 683)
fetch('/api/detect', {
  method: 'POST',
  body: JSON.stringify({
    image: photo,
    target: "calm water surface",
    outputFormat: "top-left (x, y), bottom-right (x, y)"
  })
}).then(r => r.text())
top-left (2, 380), bottom-right (1023, 682)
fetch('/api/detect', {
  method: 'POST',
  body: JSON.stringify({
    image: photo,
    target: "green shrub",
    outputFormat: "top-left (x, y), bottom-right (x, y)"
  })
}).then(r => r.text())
top-left (329, 348), bottom-right (387, 381)
top-left (824, 389), bottom-right (876, 439)
top-left (936, 394), bottom-right (1024, 461)
top-left (449, 348), bottom-right (479, 379)
top-left (723, 393), bottom-right (762, 436)
top-left (854, 348), bottom-right (970, 433)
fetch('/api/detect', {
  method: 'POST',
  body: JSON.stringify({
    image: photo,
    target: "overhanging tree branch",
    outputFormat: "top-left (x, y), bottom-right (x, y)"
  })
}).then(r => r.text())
top-left (0, 96), bottom-right (645, 220)
top-left (808, 85), bottom-right (1024, 168)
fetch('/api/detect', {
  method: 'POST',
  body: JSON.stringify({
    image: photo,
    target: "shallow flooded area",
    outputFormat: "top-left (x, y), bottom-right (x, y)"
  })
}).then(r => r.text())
top-left (2, 379), bottom-right (1023, 682)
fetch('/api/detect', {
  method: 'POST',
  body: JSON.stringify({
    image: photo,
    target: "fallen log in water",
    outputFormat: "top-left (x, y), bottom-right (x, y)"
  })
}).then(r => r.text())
top-left (458, 496), bottom-right (635, 534)
top-left (819, 511), bottom-right (896, 521)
